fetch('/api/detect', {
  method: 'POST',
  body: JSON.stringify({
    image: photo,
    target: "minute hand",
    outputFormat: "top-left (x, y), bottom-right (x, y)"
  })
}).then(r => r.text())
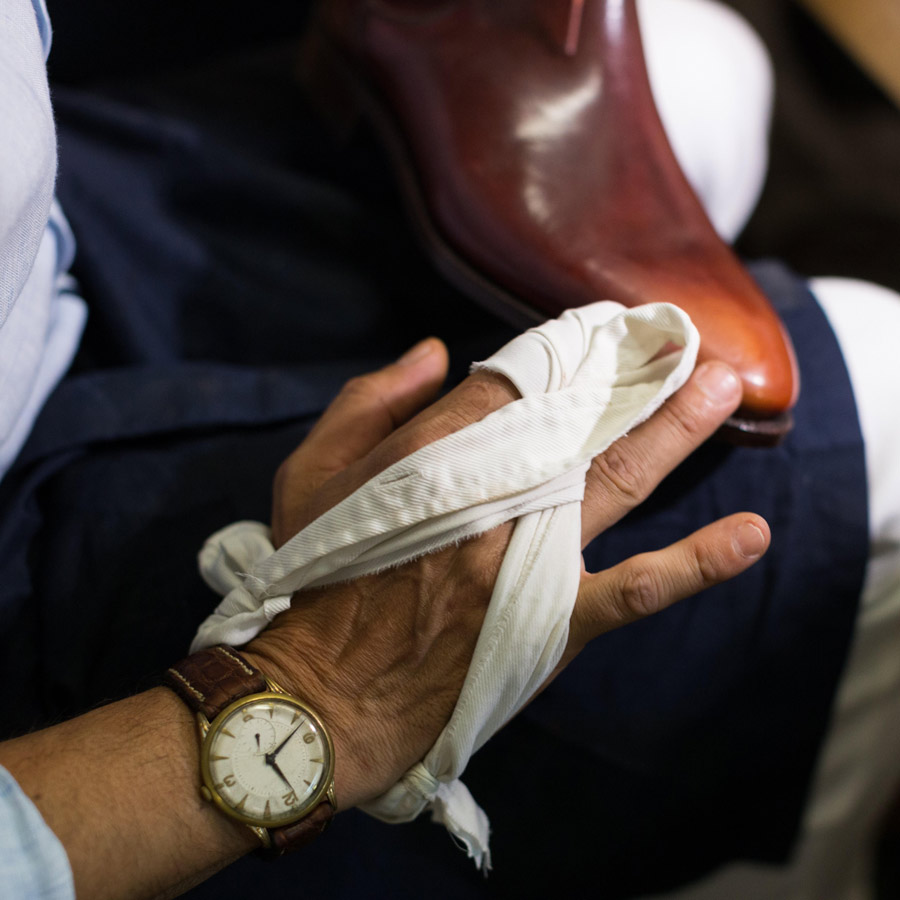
top-left (268, 718), bottom-right (305, 760)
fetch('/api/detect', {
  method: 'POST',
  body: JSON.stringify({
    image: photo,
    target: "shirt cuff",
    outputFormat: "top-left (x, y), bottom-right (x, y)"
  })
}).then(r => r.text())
top-left (0, 764), bottom-right (74, 899)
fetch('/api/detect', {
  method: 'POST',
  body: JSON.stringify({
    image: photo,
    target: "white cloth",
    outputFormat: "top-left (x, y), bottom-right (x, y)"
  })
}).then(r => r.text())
top-left (0, 0), bottom-right (55, 331)
top-left (0, 203), bottom-right (86, 476)
top-left (193, 300), bottom-right (700, 868)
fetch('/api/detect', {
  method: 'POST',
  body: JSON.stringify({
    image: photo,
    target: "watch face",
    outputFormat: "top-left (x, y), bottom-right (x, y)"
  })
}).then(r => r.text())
top-left (200, 692), bottom-right (334, 828)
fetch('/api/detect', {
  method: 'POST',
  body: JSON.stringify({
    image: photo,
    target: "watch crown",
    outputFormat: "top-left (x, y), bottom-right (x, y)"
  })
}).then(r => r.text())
top-left (199, 785), bottom-right (213, 803)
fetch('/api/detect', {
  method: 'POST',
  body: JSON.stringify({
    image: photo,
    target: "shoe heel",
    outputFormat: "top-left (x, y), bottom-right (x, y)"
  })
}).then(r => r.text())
top-left (296, 26), bottom-right (362, 142)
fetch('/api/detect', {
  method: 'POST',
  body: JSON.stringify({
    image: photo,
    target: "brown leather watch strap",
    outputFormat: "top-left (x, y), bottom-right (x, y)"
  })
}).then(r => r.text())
top-left (163, 645), bottom-right (267, 721)
top-left (268, 801), bottom-right (335, 855)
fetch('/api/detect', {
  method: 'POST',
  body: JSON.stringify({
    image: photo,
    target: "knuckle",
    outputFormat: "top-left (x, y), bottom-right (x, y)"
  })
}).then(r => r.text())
top-left (659, 394), bottom-right (711, 441)
top-left (454, 377), bottom-right (508, 420)
top-left (617, 563), bottom-right (663, 620)
top-left (591, 444), bottom-right (649, 503)
top-left (338, 373), bottom-right (381, 404)
top-left (383, 415), bottom-right (449, 463)
top-left (691, 542), bottom-right (724, 587)
top-left (426, 405), bottom-right (473, 442)
top-left (348, 371), bottom-right (517, 475)
top-left (368, 434), bottom-right (423, 472)
top-left (338, 372), bottom-right (402, 432)
top-left (399, 375), bottom-right (515, 452)
top-left (365, 423), bottom-right (440, 477)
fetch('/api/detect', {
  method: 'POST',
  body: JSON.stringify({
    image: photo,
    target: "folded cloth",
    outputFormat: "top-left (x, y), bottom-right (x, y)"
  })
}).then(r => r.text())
top-left (192, 301), bottom-right (699, 868)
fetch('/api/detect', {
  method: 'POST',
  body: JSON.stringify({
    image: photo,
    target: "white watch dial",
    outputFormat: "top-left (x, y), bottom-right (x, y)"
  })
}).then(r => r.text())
top-left (201, 693), bottom-right (333, 828)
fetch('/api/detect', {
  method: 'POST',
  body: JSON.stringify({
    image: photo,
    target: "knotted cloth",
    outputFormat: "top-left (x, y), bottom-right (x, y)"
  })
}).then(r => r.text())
top-left (192, 302), bottom-right (700, 868)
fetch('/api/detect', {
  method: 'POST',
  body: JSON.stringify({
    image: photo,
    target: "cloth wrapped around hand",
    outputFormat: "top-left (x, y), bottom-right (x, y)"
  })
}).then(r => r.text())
top-left (192, 301), bottom-right (700, 869)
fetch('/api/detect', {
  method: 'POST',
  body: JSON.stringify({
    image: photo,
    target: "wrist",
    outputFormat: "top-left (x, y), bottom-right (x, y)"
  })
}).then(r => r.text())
top-left (164, 645), bottom-right (338, 854)
top-left (0, 688), bottom-right (256, 900)
top-left (242, 615), bottom-right (391, 812)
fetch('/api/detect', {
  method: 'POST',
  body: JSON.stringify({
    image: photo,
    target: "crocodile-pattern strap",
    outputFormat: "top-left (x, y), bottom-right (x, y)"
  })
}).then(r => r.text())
top-left (163, 645), bottom-right (267, 720)
top-left (269, 801), bottom-right (335, 855)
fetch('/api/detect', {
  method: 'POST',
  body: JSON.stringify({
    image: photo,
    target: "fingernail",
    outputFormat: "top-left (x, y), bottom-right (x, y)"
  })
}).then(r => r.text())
top-left (734, 521), bottom-right (766, 560)
top-left (396, 338), bottom-right (434, 366)
top-left (694, 362), bottom-right (741, 404)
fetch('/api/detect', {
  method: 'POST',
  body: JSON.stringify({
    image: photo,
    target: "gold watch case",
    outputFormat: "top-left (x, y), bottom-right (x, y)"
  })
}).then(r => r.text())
top-left (196, 687), bottom-right (336, 834)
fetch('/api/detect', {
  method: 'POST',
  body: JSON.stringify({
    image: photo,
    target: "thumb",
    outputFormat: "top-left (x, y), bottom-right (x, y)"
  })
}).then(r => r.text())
top-left (272, 338), bottom-right (448, 545)
top-left (300, 338), bottom-right (448, 471)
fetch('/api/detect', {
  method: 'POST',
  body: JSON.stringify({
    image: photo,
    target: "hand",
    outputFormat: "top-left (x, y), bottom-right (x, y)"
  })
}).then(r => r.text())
top-left (246, 337), bottom-right (769, 810)
top-left (0, 336), bottom-right (769, 900)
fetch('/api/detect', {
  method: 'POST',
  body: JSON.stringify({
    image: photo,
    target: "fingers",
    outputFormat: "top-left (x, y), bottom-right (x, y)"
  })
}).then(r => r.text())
top-left (570, 513), bottom-right (770, 647)
top-left (283, 365), bottom-right (522, 538)
top-left (271, 338), bottom-right (448, 545)
top-left (580, 361), bottom-right (743, 545)
top-left (370, 367), bottom-right (521, 462)
top-left (304, 337), bottom-right (449, 468)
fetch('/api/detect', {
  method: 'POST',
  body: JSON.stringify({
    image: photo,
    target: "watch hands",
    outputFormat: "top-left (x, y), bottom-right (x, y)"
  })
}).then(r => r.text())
top-left (263, 719), bottom-right (307, 789)
top-left (255, 733), bottom-right (261, 750)
top-left (268, 718), bottom-right (306, 760)
top-left (265, 756), bottom-right (294, 791)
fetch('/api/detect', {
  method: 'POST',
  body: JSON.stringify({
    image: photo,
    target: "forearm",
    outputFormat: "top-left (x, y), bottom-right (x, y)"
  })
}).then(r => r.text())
top-left (0, 687), bottom-right (256, 900)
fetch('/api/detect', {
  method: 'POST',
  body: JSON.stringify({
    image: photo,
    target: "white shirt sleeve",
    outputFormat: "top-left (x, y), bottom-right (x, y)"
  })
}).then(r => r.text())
top-left (0, 0), bottom-right (87, 480)
top-left (0, 765), bottom-right (74, 900)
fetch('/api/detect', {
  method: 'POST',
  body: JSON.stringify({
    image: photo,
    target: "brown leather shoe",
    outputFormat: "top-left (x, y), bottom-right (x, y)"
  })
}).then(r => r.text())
top-left (302, 0), bottom-right (800, 444)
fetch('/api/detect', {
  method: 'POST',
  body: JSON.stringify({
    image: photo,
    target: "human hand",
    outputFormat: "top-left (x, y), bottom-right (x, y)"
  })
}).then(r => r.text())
top-left (245, 336), bottom-right (769, 810)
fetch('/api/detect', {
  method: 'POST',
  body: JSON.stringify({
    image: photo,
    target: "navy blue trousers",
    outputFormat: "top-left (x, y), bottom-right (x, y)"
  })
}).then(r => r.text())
top-left (0, 34), bottom-right (867, 899)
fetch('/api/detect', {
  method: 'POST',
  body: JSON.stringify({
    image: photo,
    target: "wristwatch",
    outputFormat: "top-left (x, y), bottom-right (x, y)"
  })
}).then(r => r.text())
top-left (163, 644), bottom-right (336, 854)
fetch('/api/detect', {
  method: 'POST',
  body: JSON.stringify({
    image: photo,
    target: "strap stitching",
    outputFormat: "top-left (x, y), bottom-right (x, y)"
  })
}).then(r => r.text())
top-left (166, 667), bottom-right (205, 702)
top-left (215, 645), bottom-right (256, 676)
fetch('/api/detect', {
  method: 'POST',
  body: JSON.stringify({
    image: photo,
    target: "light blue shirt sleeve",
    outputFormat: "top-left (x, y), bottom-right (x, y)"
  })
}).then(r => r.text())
top-left (0, 4), bottom-right (79, 892)
top-left (0, 0), bottom-right (87, 482)
top-left (30, 0), bottom-right (53, 59)
top-left (0, 765), bottom-right (74, 899)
